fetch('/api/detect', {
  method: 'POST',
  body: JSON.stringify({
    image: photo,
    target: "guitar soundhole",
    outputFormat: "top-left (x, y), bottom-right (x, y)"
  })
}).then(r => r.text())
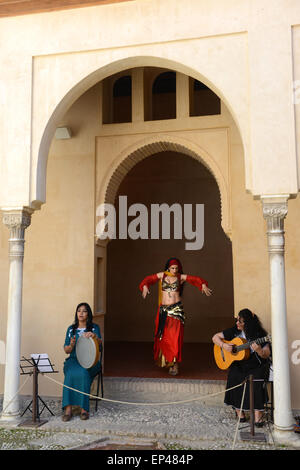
top-left (232, 345), bottom-right (237, 354)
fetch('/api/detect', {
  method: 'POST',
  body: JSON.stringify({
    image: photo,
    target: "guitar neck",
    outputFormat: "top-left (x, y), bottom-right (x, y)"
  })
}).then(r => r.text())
top-left (236, 336), bottom-right (268, 352)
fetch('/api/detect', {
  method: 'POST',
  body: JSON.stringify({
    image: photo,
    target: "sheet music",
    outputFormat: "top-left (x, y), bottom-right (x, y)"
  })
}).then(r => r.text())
top-left (30, 353), bottom-right (53, 373)
top-left (268, 364), bottom-right (273, 382)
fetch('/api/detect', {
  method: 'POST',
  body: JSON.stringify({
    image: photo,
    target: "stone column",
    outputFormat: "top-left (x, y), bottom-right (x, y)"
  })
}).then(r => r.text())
top-left (261, 195), bottom-right (294, 431)
top-left (1, 209), bottom-right (32, 421)
top-left (176, 73), bottom-right (190, 119)
top-left (132, 68), bottom-right (144, 123)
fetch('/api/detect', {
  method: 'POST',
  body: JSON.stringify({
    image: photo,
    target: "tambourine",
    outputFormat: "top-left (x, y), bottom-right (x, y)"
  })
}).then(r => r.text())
top-left (76, 335), bottom-right (100, 369)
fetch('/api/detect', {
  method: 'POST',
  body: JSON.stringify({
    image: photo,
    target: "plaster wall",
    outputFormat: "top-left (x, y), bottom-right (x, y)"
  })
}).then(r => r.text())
top-left (0, 85), bottom-right (100, 397)
top-left (292, 24), bottom-right (300, 189)
top-left (0, 0), bottom-right (300, 210)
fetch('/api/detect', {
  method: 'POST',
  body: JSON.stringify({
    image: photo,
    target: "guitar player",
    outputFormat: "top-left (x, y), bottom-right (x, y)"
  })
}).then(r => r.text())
top-left (212, 308), bottom-right (271, 427)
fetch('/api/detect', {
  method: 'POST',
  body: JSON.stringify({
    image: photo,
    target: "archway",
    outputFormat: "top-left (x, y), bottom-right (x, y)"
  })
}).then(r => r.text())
top-left (34, 59), bottom-right (242, 382)
top-left (100, 135), bottom-right (232, 239)
top-left (103, 150), bottom-right (233, 380)
top-left (33, 55), bottom-right (247, 208)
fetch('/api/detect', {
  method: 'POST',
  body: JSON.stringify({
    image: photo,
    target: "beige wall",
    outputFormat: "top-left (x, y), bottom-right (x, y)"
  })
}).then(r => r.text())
top-left (0, 85), bottom-right (100, 396)
top-left (1, 0), bottom-right (299, 209)
top-left (292, 24), bottom-right (300, 190)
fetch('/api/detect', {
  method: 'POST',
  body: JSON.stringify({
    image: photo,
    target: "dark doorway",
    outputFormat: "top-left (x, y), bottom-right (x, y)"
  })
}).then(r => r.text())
top-left (105, 151), bottom-right (233, 380)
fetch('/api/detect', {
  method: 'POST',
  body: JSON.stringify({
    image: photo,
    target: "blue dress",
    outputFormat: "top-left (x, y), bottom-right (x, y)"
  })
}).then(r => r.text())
top-left (62, 323), bottom-right (101, 412)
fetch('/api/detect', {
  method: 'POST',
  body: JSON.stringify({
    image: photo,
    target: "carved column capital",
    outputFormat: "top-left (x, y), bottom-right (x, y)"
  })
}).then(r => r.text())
top-left (3, 209), bottom-right (32, 237)
top-left (263, 202), bottom-right (288, 231)
top-left (2, 209), bottom-right (33, 258)
top-left (261, 195), bottom-right (289, 254)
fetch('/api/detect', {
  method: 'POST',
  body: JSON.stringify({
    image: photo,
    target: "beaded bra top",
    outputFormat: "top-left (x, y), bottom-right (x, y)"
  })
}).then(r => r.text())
top-left (161, 276), bottom-right (180, 292)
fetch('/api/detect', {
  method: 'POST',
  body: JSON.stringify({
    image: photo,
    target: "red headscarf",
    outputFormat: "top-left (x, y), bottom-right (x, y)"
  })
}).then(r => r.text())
top-left (167, 258), bottom-right (183, 273)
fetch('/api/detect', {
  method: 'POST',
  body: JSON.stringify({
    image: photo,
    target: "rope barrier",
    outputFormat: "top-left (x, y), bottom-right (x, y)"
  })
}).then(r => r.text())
top-left (1, 375), bottom-right (31, 415)
top-left (43, 373), bottom-right (246, 406)
top-left (1, 375), bottom-right (264, 450)
top-left (43, 374), bottom-right (251, 449)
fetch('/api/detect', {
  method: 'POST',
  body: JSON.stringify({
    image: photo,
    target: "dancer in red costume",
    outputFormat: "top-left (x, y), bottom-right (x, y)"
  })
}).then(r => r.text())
top-left (139, 258), bottom-right (212, 375)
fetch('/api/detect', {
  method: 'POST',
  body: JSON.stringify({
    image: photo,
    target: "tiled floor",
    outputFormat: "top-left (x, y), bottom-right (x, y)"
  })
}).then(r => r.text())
top-left (103, 341), bottom-right (227, 381)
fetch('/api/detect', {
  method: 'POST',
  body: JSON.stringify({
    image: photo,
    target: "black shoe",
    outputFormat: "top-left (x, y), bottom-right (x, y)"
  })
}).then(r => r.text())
top-left (255, 421), bottom-right (265, 428)
top-left (235, 410), bottom-right (246, 422)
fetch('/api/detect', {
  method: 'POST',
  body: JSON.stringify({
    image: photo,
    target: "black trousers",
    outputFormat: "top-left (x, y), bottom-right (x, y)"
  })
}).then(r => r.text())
top-left (224, 356), bottom-right (269, 411)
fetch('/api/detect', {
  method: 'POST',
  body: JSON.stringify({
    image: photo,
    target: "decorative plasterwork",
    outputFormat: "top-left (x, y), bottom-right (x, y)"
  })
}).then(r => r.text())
top-left (98, 134), bottom-right (231, 239)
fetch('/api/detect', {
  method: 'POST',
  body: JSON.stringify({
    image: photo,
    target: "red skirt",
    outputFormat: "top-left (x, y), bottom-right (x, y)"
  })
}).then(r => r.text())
top-left (153, 304), bottom-right (184, 367)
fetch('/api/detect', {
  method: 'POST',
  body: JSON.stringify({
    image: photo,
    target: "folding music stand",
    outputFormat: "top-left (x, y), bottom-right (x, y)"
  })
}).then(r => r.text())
top-left (19, 354), bottom-right (58, 427)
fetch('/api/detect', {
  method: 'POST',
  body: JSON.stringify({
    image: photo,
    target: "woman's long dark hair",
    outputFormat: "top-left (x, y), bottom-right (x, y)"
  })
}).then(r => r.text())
top-left (238, 308), bottom-right (268, 341)
top-left (71, 302), bottom-right (94, 335)
top-left (164, 257), bottom-right (184, 296)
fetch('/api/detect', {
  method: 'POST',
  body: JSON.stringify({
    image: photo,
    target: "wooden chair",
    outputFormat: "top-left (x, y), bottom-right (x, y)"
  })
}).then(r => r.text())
top-left (90, 343), bottom-right (104, 412)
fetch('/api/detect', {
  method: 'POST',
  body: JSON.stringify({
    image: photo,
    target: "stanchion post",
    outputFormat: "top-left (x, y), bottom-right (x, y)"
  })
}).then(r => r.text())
top-left (32, 362), bottom-right (38, 423)
top-left (249, 374), bottom-right (254, 436)
top-left (240, 374), bottom-right (267, 442)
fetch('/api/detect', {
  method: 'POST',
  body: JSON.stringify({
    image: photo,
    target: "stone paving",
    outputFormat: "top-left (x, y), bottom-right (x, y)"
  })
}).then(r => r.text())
top-left (1, 377), bottom-right (300, 450)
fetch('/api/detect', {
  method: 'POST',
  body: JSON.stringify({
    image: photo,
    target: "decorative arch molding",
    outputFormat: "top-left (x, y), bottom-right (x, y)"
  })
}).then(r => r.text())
top-left (32, 52), bottom-right (247, 208)
top-left (97, 134), bottom-right (232, 239)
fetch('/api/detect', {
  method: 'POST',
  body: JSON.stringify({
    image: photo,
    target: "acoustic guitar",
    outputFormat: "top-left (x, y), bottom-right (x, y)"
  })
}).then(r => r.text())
top-left (214, 335), bottom-right (271, 370)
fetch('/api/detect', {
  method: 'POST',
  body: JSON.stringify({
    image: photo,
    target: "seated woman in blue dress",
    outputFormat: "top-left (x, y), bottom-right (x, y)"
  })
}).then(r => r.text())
top-left (62, 302), bottom-right (102, 421)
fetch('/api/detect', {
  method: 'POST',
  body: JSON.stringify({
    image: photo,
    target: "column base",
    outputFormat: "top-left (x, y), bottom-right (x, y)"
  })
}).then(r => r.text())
top-left (0, 412), bottom-right (22, 426)
top-left (273, 428), bottom-right (300, 448)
